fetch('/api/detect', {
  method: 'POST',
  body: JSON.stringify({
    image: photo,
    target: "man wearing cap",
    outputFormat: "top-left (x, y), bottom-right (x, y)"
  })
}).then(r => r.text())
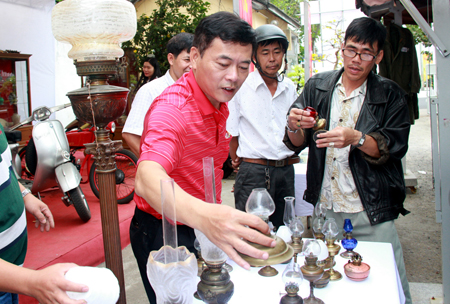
top-left (227, 24), bottom-right (298, 229)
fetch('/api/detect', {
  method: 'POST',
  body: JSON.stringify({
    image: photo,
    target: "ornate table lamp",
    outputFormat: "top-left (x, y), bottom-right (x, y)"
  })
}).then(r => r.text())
top-left (51, 1), bottom-right (136, 302)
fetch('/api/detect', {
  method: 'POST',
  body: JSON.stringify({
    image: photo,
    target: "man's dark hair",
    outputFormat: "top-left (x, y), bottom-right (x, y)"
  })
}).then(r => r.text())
top-left (344, 17), bottom-right (387, 52)
top-left (193, 11), bottom-right (256, 57)
top-left (167, 32), bottom-right (194, 58)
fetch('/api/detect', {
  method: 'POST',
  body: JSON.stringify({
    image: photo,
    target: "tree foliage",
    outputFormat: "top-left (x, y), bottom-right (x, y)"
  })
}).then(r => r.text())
top-left (122, 0), bottom-right (210, 73)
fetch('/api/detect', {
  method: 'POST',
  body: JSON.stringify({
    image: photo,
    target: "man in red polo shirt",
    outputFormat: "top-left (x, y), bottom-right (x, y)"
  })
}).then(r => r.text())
top-left (131, 12), bottom-right (276, 303)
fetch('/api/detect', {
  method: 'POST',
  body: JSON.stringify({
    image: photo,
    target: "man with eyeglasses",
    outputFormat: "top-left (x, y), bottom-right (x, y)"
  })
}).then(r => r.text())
top-left (285, 17), bottom-right (412, 304)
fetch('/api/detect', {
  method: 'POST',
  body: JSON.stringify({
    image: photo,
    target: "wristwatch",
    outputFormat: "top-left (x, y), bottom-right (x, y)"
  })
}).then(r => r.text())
top-left (286, 119), bottom-right (298, 133)
top-left (21, 188), bottom-right (31, 198)
top-left (355, 133), bottom-right (366, 148)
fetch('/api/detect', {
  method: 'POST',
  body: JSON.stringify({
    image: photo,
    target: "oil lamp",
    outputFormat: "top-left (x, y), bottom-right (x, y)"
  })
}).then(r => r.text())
top-left (312, 240), bottom-right (330, 289)
top-left (343, 253), bottom-right (370, 281)
top-left (240, 188), bottom-right (294, 277)
top-left (288, 217), bottom-right (304, 263)
top-left (300, 239), bottom-right (324, 304)
top-left (280, 258), bottom-right (304, 304)
top-left (312, 202), bottom-right (327, 241)
top-left (51, 2), bottom-right (136, 302)
top-left (195, 229), bottom-right (234, 304)
top-left (340, 218), bottom-right (359, 259)
top-left (284, 196), bottom-right (303, 261)
top-left (322, 218), bottom-right (342, 281)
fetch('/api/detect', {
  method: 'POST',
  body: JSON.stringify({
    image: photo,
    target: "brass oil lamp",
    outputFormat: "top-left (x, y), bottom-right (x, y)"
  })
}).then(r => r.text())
top-left (323, 218), bottom-right (342, 281)
top-left (300, 240), bottom-right (325, 304)
top-left (51, 1), bottom-right (137, 303)
top-left (239, 188), bottom-right (294, 277)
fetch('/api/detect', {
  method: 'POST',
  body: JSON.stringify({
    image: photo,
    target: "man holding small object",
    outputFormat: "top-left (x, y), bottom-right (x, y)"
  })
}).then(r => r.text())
top-left (284, 17), bottom-right (412, 304)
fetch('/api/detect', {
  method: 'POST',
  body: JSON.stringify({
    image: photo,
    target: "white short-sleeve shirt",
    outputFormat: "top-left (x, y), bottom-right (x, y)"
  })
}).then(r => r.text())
top-left (123, 70), bottom-right (175, 136)
top-left (227, 70), bottom-right (298, 160)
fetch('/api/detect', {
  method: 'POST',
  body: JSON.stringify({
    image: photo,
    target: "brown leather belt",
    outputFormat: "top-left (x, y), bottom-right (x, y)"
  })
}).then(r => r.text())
top-left (242, 156), bottom-right (300, 167)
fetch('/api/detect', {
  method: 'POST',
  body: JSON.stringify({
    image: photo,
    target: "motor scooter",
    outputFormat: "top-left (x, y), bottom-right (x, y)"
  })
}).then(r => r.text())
top-left (10, 103), bottom-right (91, 222)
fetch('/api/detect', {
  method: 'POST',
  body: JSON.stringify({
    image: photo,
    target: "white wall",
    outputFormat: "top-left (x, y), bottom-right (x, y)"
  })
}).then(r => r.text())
top-left (0, 0), bottom-right (79, 126)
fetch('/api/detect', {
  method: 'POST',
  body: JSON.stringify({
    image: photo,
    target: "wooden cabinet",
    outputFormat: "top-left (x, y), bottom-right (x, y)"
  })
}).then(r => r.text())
top-left (0, 53), bottom-right (32, 146)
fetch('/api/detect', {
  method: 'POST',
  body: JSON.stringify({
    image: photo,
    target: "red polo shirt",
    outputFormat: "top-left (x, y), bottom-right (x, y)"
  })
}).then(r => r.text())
top-left (135, 70), bottom-right (231, 219)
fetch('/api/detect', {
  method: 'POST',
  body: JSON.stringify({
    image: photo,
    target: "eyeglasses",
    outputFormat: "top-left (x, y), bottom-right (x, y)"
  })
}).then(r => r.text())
top-left (342, 48), bottom-right (377, 62)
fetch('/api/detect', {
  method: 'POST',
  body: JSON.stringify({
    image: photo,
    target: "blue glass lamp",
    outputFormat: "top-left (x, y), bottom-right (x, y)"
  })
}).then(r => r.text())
top-left (340, 219), bottom-right (359, 259)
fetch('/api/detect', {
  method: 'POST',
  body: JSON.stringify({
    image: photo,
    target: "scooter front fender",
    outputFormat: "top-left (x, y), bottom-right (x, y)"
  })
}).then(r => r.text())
top-left (55, 162), bottom-right (82, 193)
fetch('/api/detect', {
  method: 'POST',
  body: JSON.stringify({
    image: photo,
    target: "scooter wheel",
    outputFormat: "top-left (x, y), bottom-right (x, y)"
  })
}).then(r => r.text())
top-left (89, 149), bottom-right (137, 204)
top-left (67, 187), bottom-right (91, 222)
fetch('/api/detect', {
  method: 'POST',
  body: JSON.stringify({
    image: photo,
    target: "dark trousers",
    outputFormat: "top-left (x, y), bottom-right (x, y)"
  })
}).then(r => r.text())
top-left (129, 207), bottom-right (197, 304)
top-left (234, 162), bottom-right (295, 229)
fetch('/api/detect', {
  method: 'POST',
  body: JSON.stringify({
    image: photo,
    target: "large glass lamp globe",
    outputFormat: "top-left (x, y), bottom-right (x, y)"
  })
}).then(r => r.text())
top-left (245, 188), bottom-right (275, 223)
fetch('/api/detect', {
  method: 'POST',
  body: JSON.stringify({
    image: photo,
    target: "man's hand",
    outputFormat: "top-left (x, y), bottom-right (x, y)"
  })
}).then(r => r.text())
top-left (315, 126), bottom-right (360, 149)
top-left (231, 156), bottom-right (242, 171)
top-left (28, 263), bottom-right (89, 304)
top-left (196, 203), bottom-right (276, 270)
top-left (23, 195), bottom-right (55, 232)
top-left (288, 108), bottom-right (316, 130)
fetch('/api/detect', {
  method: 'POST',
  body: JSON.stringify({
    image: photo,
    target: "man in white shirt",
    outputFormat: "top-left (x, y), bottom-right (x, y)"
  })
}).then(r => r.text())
top-left (123, 32), bottom-right (194, 157)
top-left (227, 24), bottom-right (298, 229)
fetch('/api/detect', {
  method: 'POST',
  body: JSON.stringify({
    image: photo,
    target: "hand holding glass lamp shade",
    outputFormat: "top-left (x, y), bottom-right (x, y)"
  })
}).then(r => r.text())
top-left (300, 240), bottom-right (325, 304)
top-left (280, 259), bottom-right (304, 304)
top-left (322, 218), bottom-right (342, 281)
top-left (240, 188), bottom-right (294, 277)
top-left (146, 179), bottom-right (198, 304)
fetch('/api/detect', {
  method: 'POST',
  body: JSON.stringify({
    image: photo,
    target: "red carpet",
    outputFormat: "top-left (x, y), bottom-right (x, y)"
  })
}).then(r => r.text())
top-left (19, 177), bottom-right (135, 303)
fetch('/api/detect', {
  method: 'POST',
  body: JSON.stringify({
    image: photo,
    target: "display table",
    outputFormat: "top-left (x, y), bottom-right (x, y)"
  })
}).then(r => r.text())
top-left (294, 163), bottom-right (314, 217)
top-left (193, 241), bottom-right (405, 304)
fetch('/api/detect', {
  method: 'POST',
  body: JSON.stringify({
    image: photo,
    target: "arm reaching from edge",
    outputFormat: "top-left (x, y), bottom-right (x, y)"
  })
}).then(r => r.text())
top-left (122, 132), bottom-right (141, 158)
top-left (135, 160), bottom-right (276, 270)
top-left (0, 259), bottom-right (88, 304)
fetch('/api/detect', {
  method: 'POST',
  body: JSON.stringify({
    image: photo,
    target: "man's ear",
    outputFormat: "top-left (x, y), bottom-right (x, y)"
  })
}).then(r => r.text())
top-left (375, 50), bottom-right (384, 64)
top-left (190, 47), bottom-right (199, 69)
top-left (167, 53), bottom-right (174, 66)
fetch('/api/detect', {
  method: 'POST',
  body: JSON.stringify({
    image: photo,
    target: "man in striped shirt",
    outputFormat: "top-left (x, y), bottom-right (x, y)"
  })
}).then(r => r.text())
top-left (132, 12), bottom-right (277, 303)
top-left (0, 124), bottom-right (88, 303)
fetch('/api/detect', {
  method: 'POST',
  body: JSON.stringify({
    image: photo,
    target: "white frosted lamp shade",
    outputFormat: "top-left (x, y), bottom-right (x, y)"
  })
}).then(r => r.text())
top-left (301, 239), bottom-right (321, 257)
top-left (194, 229), bottom-right (228, 264)
top-left (51, 0), bottom-right (137, 61)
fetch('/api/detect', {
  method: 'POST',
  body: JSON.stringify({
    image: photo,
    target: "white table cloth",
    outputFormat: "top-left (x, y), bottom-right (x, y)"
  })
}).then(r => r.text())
top-left (294, 163), bottom-right (314, 217)
top-left (193, 241), bottom-right (405, 304)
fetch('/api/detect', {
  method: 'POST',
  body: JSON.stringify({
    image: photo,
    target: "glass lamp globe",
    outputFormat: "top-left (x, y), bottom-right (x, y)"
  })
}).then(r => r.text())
top-left (289, 217), bottom-right (305, 237)
top-left (314, 201), bottom-right (327, 218)
top-left (194, 229), bottom-right (227, 264)
top-left (245, 188), bottom-right (275, 223)
top-left (282, 258), bottom-right (304, 286)
top-left (280, 259), bottom-right (304, 304)
top-left (51, 0), bottom-right (137, 62)
top-left (322, 218), bottom-right (339, 242)
top-left (302, 239), bottom-right (321, 258)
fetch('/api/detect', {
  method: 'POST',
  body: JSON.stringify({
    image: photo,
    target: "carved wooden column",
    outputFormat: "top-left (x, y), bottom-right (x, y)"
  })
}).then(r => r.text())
top-left (85, 129), bottom-right (126, 304)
